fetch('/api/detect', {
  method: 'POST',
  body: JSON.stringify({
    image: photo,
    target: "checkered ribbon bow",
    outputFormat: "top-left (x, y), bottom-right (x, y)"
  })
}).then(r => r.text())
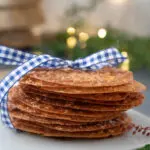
top-left (0, 45), bottom-right (126, 129)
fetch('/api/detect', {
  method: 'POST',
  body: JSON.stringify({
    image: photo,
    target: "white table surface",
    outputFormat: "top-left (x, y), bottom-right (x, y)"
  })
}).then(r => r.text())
top-left (0, 110), bottom-right (150, 150)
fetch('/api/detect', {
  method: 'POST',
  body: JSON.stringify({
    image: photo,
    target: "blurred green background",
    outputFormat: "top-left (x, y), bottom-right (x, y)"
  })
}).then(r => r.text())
top-left (33, 27), bottom-right (150, 71)
top-left (1, 0), bottom-right (150, 71)
top-left (31, 0), bottom-right (150, 72)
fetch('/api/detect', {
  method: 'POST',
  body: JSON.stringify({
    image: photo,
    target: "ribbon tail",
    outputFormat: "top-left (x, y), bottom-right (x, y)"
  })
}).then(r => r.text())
top-left (0, 54), bottom-right (53, 129)
top-left (0, 45), bottom-right (36, 65)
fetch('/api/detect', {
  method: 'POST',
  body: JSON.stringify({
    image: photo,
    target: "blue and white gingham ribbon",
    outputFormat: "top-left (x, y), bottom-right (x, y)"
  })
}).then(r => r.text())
top-left (0, 45), bottom-right (126, 129)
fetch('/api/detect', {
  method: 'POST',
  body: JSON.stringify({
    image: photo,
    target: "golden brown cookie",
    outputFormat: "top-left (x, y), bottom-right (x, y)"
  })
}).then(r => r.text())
top-left (12, 119), bottom-right (131, 138)
top-left (24, 89), bottom-right (144, 106)
top-left (20, 80), bottom-right (146, 94)
top-left (8, 100), bottom-right (122, 122)
top-left (9, 86), bottom-right (144, 112)
top-left (21, 67), bottom-right (133, 87)
top-left (10, 111), bottom-right (130, 132)
top-left (9, 109), bottom-right (89, 126)
top-left (21, 84), bottom-right (138, 102)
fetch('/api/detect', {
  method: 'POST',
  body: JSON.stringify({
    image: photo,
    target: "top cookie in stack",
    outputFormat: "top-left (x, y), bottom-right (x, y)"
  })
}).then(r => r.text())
top-left (8, 67), bottom-right (146, 138)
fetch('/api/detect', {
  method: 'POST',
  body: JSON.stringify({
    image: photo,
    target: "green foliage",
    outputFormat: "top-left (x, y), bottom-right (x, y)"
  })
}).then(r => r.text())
top-left (137, 144), bottom-right (150, 150)
top-left (32, 27), bottom-right (150, 71)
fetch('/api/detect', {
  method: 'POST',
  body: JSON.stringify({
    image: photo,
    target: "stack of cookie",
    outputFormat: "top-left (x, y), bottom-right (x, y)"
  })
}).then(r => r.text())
top-left (8, 67), bottom-right (146, 138)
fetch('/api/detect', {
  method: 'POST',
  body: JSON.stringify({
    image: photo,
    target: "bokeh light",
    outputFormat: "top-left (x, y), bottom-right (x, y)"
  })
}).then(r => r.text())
top-left (121, 51), bottom-right (130, 71)
top-left (98, 28), bottom-right (107, 38)
top-left (67, 27), bottom-right (76, 35)
top-left (79, 32), bottom-right (89, 42)
top-left (66, 36), bottom-right (77, 49)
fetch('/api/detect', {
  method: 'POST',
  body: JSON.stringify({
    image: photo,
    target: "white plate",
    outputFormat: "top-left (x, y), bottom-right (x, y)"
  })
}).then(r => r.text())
top-left (0, 110), bottom-right (150, 150)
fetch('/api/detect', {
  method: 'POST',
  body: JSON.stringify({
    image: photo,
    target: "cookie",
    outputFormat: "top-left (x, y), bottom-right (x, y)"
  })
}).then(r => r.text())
top-left (20, 80), bottom-right (146, 94)
top-left (12, 119), bottom-right (131, 138)
top-left (10, 111), bottom-right (130, 132)
top-left (21, 67), bottom-right (133, 87)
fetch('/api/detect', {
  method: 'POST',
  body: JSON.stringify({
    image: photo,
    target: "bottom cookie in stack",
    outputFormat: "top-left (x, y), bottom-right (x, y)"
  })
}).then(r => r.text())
top-left (8, 86), bottom-right (132, 138)
top-left (11, 115), bottom-right (131, 138)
